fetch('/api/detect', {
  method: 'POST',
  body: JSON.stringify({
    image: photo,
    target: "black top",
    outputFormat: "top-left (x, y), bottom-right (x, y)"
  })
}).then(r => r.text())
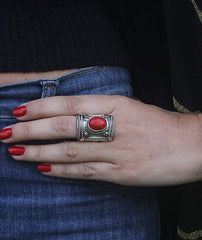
top-left (122, 1), bottom-right (202, 240)
top-left (0, 0), bottom-right (131, 72)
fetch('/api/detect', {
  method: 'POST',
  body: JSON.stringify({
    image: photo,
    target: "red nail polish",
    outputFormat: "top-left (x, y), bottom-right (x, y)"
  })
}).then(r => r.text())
top-left (0, 128), bottom-right (12, 140)
top-left (12, 106), bottom-right (27, 117)
top-left (38, 164), bottom-right (51, 172)
top-left (8, 146), bottom-right (25, 156)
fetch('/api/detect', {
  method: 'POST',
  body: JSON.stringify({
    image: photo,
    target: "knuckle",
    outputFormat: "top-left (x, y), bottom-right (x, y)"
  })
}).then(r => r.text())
top-left (28, 99), bottom-right (45, 118)
top-left (62, 142), bottom-right (78, 161)
top-left (63, 164), bottom-right (71, 176)
top-left (112, 96), bottom-right (131, 112)
top-left (79, 163), bottom-right (96, 178)
top-left (37, 100), bottom-right (45, 115)
top-left (34, 145), bottom-right (42, 160)
top-left (64, 96), bottom-right (80, 114)
top-left (117, 96), bottom-right (131, 106)
top-left (52, 117), bottom-right (73, 135)
top-left (18, 122), bottom-right (31, 137)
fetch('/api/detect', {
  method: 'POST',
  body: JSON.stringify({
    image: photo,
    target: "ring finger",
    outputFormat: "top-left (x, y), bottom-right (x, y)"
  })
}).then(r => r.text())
top-left (8, 141), bottom-right (115, 163)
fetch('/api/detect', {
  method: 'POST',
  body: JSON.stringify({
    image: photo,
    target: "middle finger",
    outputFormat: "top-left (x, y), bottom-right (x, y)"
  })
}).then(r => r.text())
top-left (1, 116), bottom-right (77, 143)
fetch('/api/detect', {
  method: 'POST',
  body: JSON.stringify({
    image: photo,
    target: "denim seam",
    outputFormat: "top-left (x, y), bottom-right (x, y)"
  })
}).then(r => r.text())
top-left (0, 66), bottom-right (111, 118)
top-left (51, 84), bottom-right (55, 96)
top-left (57, 66), bottom-right (104, 83)
top-left (40, 66), bottom-right (105, 98)
top-left (45, 83), bottom-right (57, 85)
top-left (44, 84), bottom-right (47, 98)
top-left (0, 66), bottom-right (105, 89)
top-left (43, 83), bottom-right (56, 97)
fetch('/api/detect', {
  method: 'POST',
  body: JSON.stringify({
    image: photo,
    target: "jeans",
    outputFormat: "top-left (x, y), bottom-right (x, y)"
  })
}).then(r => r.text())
top-left (0, 66), bottom-right (160, 240)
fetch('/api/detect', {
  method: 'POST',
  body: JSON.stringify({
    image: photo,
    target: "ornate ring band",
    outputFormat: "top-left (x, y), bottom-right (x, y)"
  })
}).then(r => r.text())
top-left (77, 114), bottom-right (114, 142)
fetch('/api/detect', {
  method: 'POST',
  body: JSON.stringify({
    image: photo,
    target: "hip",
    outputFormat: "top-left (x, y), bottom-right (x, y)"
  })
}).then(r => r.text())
top-left (0, 66), bottom-right (160, 239)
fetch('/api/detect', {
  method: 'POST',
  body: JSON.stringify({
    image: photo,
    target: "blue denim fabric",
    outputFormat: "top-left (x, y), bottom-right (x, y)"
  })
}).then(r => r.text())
top-left (0, 66), bottom-right (160, 240)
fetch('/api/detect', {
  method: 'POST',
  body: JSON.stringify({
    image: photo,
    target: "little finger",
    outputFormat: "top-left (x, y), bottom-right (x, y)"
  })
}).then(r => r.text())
top-left (37, 162), bottom-right (116, 182)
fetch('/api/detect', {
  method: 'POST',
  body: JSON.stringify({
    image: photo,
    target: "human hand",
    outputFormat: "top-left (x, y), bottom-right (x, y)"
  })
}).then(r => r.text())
top-left (0, 95), bottom-right (201, 186)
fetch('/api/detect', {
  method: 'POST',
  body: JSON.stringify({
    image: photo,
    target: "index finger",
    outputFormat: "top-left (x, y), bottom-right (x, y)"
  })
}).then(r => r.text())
top-left (12, 95), bottom-right (118, 121)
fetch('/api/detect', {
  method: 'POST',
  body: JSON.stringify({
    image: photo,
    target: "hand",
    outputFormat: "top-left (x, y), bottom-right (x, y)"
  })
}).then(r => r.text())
top-left (1, 95), bottom-right (202, 186)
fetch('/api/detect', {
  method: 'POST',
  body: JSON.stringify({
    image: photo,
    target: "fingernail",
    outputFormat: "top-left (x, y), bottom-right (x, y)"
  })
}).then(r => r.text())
top-left (0, 128), bottom-right (12, 140)
top-left (38, 164), bottom-right (51, 172)
top-left (8, 146), bottom-right (25, 156)
top-left (12, 106), bottom-right (27, 117)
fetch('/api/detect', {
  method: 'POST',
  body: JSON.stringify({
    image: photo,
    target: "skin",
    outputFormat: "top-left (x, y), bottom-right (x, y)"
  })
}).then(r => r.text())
top-left (0, 68), bottom-right (78, 85)
top-left (1, 95), bottom-right (202, 186)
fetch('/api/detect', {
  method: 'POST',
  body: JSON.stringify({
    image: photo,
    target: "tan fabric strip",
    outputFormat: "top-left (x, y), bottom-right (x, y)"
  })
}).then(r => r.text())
top-left (177, 226), bottom-right (202, 240)
top-left (191, 0), bottom-right (202, 24)
top-left (173, 97), bottom-right (201, 114)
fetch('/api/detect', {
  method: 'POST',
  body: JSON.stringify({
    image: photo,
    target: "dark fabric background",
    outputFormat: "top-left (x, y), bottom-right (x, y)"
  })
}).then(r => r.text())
top-left (120, 0), bottom-right (202, 239)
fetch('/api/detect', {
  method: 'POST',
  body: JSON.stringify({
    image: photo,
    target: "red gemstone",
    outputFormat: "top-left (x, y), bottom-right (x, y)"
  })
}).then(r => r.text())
top-left (89, 117), bottom-right (107, 130)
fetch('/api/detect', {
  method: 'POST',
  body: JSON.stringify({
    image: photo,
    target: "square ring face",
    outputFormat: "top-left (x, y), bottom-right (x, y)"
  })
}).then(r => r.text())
top-left (77, 115), bottom-right (114, 142)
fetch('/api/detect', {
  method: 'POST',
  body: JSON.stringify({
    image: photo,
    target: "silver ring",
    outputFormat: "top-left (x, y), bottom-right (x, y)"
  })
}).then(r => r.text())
top-left (77, 114), bottom-right (114, 142)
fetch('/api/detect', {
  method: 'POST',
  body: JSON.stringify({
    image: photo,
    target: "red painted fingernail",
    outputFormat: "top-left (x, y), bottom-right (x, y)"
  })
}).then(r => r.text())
top-left (12, 106), bottom-right (27, 117)
top-left (8, 146), bottom-right (25, 156)
top-left (0, 128), bottom-right (12, 140)
top-left (38, 164), bottom-right (51, 172)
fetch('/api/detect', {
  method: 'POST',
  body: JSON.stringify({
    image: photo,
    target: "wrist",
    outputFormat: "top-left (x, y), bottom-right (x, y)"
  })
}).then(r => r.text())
top-left (181, 113), bottom-right (202, 181)
top-left (198, 114), bottom-right (202, 129)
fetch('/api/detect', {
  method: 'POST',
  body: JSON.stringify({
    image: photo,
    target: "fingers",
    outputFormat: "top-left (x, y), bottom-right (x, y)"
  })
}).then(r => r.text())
top-left (38, 162), bottom-right (115, 182)
top-left (13, 95), bottom-right (118, 121)
top-left (9, 141), bottom-right (115, 163)
top-left (2, 116), bottom-right (77, 143)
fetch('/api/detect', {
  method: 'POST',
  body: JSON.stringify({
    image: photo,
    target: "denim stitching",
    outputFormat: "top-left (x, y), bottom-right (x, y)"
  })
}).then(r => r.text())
top-left (57, 66), bottom-right (104, 83)
top-left (0, 67), bottom-right (105, 118)
top-left (44, 84), bottom-right (47, 98)
top-left (0, 66), bottom-right (104, 89)
top-left (40, 66), bottom-right (104, 97)
top-left (51, 84), bottom-right (55, 96)
top-left (45, 83), bottom-right (56, 85)
top-left (0, 114), bottom-right (15, 119)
